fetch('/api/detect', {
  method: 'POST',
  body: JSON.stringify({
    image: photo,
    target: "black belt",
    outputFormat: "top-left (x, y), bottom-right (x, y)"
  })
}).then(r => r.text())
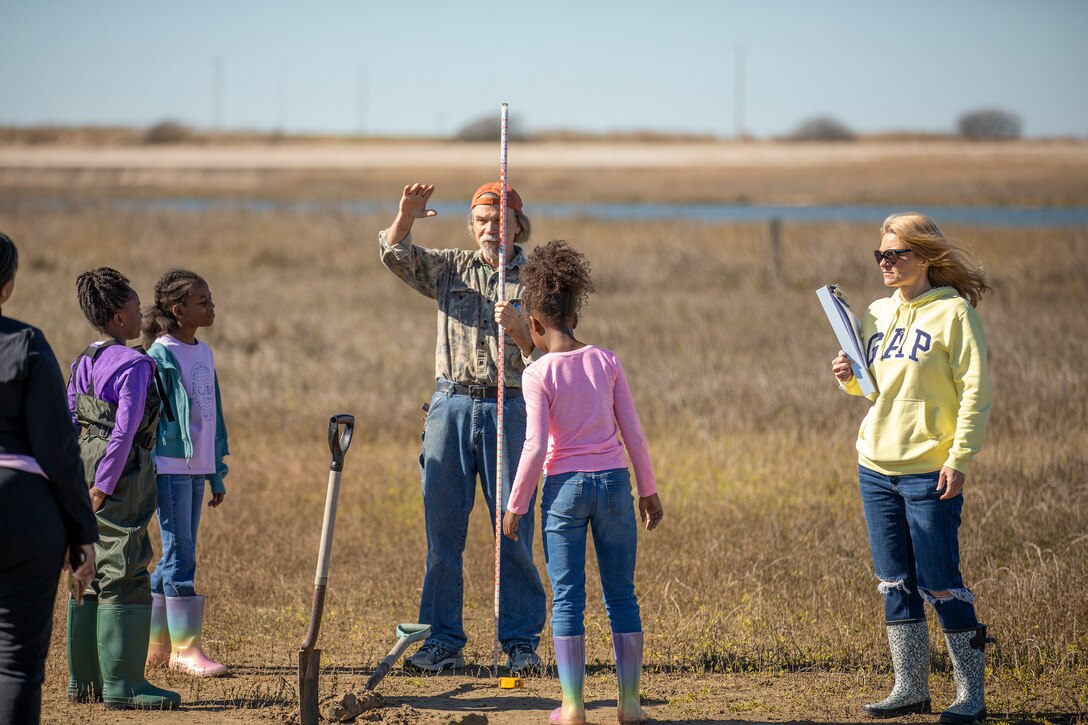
top-left (436, 381), bottom-right (522, 399)
top-left (84, 424), bottom-right (156, 450)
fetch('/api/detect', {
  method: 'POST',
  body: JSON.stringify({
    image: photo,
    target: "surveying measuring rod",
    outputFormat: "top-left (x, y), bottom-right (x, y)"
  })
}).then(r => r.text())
top-left (493, 102), bottom-right (509, 677)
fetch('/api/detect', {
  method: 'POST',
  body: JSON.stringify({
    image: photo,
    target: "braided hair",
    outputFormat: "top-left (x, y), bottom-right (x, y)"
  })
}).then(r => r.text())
top-left (76, 267), bottom-right (135, 330)
top-left (0, 232), bottom-right (17, 289)
top-left (520, 240), bottom-right (594, 325)
top-left (142, 269), bottom-right (205, 347)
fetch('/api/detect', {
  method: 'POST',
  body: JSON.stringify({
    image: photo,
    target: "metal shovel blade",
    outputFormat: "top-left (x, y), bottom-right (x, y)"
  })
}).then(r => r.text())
top-left (364, 623), bottom-right (431, 691)
top-left (298, 646), bottom-right (321, 725)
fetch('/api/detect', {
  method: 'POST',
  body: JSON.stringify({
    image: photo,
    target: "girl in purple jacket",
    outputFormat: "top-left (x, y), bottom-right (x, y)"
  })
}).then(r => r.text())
top-left (65, 267), bottom-right (179, 711)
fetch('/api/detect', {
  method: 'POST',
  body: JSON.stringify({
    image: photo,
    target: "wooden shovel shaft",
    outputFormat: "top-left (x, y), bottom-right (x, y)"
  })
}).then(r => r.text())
top-left (300, 584), bottom-right (327, 652)
top-left (314, 468), bottom-right (342, 586)
top-left (301, 467), bottom-right (340, 650)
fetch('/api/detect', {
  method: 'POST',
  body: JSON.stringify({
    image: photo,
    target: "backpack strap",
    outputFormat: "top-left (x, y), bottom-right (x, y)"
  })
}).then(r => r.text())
top-left (71, 339), bottom-right (123, 399)
top-left (153, 369), bottom-right (175, 423)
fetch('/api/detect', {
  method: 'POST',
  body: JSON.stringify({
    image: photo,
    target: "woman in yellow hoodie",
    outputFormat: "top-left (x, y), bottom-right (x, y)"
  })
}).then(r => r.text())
top-left (832, 212), bottom-right (992, 725)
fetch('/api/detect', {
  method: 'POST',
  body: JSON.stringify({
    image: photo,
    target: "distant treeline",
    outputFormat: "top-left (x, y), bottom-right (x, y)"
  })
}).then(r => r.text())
top-left (0, 109), bottom-right (1067, 145)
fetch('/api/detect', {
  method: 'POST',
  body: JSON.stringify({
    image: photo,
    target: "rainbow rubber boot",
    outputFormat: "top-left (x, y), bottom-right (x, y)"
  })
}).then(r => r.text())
top-left (550, 635), bottom-right (586, 725)
top-left (146, 593), bottom-right (171, 667)
top-left (613, 631), bottom-right (646, 724)
top-left (165, 595), bottom-right (228, 677)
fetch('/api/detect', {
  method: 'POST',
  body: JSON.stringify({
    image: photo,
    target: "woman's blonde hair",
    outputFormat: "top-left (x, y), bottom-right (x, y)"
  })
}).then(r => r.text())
top-left (881, 212), bottom-right (991, 307)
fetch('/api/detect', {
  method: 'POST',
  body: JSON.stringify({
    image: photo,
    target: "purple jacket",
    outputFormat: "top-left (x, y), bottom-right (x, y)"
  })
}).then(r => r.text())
top-left (66, 343), bottom-right (155, 495)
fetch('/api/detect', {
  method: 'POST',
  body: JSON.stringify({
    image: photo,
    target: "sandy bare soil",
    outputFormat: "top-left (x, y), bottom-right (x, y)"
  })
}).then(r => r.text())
top-left (1, 139), bottom-right (1085, 170)
top-left (3, 139), bottom-right (1085, 207)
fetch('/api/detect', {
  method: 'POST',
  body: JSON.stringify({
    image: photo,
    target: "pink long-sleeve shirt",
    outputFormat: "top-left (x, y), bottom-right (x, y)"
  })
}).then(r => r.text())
top-left (508, 345), bottom-right (657, 515)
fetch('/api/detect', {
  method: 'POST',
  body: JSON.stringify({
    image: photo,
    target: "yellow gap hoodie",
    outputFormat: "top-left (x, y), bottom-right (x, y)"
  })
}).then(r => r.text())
top-left (842, 286), bottom-right (991, 475)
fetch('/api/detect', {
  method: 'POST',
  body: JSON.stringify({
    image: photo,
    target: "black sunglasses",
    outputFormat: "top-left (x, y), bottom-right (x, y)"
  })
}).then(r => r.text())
top-left (874, 248), bottom-right (913, 265)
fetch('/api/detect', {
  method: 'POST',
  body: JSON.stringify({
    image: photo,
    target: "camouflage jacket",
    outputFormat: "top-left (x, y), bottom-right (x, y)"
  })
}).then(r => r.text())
top-left (379, 229), bottom-right (537, 387)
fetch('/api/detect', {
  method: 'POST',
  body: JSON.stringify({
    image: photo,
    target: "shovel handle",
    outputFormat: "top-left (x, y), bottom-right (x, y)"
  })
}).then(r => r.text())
top-left (300, 414), bottom-right (355, 652)
top-left (317, 414), bottom-right (354, 585)
top-left (314, 468), bottom-right (343, 587)
top-left (328, 414), bottom-right (354, 472)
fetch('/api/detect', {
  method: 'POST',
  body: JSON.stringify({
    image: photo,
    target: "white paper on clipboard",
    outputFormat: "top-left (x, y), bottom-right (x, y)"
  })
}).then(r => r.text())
top-left (817, 285), bottom-right (877, 396)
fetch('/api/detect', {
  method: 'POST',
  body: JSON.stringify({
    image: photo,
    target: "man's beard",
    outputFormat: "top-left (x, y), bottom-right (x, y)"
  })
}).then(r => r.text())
top-left (480, 237), bottom-right (502, 262)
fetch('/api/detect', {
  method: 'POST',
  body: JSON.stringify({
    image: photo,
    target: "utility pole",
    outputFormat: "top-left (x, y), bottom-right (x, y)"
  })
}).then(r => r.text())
top-left (734, 45), bottom-right (746, 140)
top-left (356, 64), bottom-right (368, 136)
top-left (276, 70), bottom-right (287, 135)
top-left (213, 56), bottom-right (224, 132)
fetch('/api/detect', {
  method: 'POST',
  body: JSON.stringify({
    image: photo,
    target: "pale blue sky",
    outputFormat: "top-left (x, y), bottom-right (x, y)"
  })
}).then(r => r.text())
top-left (2, 1), bottom-right (1085, 138)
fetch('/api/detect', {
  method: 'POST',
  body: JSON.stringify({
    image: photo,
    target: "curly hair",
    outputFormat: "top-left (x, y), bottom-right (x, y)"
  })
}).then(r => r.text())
top-left (0, 232), bottom-right (17, 289)
top-left (76, 267), bottom-right (134, 330)
top-left (142, 269), bottom-right (205, 347)
top-left (520, 240), bottom-right (594, 325)
top-left (881, 213), bottom-right (991, 307)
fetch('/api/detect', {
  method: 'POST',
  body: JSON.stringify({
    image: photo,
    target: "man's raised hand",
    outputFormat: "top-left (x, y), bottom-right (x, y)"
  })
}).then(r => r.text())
top-left (385, 183), bottom-right (437, 244)
top-left (400, 183), bottom-right (438, 219)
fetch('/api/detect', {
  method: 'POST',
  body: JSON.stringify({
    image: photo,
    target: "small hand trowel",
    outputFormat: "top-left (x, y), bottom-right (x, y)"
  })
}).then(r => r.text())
top-left (364, 623), bottom-right (432, 691)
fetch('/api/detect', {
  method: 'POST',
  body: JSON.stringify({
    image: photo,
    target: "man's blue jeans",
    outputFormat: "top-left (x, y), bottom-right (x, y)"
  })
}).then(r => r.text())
top-left (541, 468), bottom-right (641, 638)
top-left (151, 473), bottom-right (205, 597)
top-left (418, 387), bottom-right (546, 652)
top-left (858, 465), bottom-right (978, 631)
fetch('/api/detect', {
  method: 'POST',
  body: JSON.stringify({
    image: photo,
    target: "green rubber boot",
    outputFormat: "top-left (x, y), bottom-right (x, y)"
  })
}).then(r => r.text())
top-left (97, 603), bottom-right (181, 710)
top-left (66, 597), bottom-right (102, 703)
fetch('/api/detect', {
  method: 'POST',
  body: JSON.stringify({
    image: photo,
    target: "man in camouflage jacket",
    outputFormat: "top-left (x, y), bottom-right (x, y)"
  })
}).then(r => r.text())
top-left (378, 182), bottom-right (546, 674)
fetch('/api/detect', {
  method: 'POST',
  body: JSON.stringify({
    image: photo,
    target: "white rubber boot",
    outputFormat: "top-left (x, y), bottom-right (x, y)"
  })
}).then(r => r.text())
top-left (862, 620), bottom-right (931, 718)
top-left (940, 625), bottom-right (991, 725)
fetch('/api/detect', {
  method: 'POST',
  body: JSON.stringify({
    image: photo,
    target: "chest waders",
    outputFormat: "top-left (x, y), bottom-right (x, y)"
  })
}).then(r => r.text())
top-left (65, 341), bottom-right (180, 710)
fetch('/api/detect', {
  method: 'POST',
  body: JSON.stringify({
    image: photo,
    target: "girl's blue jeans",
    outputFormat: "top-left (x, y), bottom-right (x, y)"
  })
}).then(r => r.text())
top-left (858, 465), bottom-right (978, 631)
top-left (542, 467), bottom-right (642, 637)
top-left (150, 473), bottom-right (205, 597)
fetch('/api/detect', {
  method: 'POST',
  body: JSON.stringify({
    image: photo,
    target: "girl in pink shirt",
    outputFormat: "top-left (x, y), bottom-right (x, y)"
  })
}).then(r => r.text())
top-left (503, 240), bottom-right (663, 725)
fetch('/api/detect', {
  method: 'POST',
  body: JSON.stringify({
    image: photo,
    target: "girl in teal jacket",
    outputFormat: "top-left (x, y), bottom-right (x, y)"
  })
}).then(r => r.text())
top-left (142, 269), bottom-right (230, 678)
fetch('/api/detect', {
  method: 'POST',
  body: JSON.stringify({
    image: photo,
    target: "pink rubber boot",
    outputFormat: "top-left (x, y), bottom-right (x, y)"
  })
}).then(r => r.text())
top-left (550, 635), bottom-right (586, 725)
top-left (146, 593), bottom-right (171, 667)
top-left (613, 631), bottom-right (646, 724)
top-left (165, 595), bottom-right (228, 677)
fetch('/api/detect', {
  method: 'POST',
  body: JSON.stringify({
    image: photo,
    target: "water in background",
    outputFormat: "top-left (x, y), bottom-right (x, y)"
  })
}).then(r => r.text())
top-left (59, 197), bottom-right (1088, 227)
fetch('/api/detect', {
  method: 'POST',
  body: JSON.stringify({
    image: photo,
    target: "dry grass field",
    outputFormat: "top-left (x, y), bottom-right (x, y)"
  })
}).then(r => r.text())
top-left (0, 142), bottom-right (1086, 723)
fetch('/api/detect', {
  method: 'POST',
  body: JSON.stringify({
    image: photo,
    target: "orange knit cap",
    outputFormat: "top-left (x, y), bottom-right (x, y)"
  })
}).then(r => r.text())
top-left (470, 182), bottom-right (523, 211)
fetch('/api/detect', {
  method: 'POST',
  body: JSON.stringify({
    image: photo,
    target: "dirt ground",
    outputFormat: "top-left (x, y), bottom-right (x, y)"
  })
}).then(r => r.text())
top-left (37, 666), bottom-right (1081, 725)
